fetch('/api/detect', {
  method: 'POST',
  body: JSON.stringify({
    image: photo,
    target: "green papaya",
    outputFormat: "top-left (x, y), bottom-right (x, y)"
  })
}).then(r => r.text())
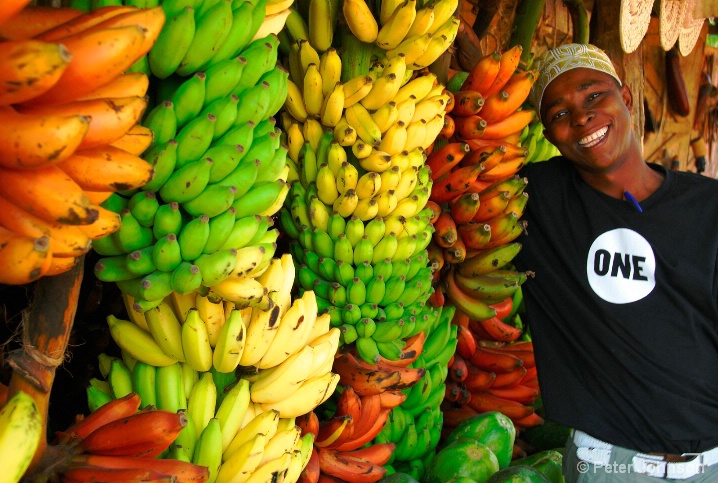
top-left (510, 450), bottom-right (564, 483)
top-left (424, 439), bottom-right (500, 483)
top-left (377, 472), bottom-right (420, 483)
top-left (486, 465), bottom-right (552, 483)
top-left (442, 411), bottom-right (516, 469)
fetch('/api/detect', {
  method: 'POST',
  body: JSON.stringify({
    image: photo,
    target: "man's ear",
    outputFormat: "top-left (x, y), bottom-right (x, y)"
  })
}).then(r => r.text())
top-left (621, 83), bottom-right (633, 110)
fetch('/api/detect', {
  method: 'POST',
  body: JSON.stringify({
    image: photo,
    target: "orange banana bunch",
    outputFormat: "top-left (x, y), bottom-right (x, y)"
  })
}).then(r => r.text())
top-left (0, 5), bottom-right (163, 284)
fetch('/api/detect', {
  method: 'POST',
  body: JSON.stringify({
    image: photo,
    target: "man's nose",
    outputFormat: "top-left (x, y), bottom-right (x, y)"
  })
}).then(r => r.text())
top-left (571, 108), bottom-right (595, 126)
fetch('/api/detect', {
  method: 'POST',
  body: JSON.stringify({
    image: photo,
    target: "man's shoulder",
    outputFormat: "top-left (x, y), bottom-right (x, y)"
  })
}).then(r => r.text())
top-left (519, 156), bottom-right (571, 179)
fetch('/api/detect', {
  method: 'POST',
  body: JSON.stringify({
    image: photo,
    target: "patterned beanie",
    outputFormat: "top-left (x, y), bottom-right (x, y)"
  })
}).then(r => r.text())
top-left (529, 43), bottom-right (622, 114)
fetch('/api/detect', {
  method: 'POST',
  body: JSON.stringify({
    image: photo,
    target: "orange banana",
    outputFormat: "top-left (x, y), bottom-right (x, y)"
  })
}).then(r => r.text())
top-left (454, 114), bottom-right (487, 139)
top-left (377, 390), bottom-right (407, 409)
top-left (0, 106), bottom-right (90, 169)
top-left (513, 411), bottom-right (544, 428)
top-left (456, 324), bottom-right (478, 359)
top-left (0, 225), bottom-right (52, 285)
top-left (444, 236), bottom-right (467, 264)
top-left (61, 467), bottom-right (171, 483)
top-left (19, 96), bottom-right (148, 149)
top-left (57, 392), bottom-right (141, 441)
top-left (37, 6), bottom-right (135, 41)
top-left (426, 141), bottom-right (471, 181)
top-left (461, 50), bottom-right (502, 95)
top-left (333, 409), bottom-right (390, 452)
top-left (465, 138), bottom-right (526, 160)
top-left (77, 72), bottom-right (149, 101)
top-left (472, 191), bottom-right (509, 222)
top-left (478, 175), bottom-right (528, 203)
top-left (0, 6), bottom-right (83, 40)
top-left (433, 211), bottom-right (458, 248)
top-left (482, 219), bottom-right (526, 249)
top-left (504, 191), bottom-right (528, 217)
top-left (480, 109), bottom-right (535, 140)
top-left (444, 267), bottom-right (497, 321)
top-left (451, 90), bottom-right (486, 117)
top-left (0, 0), bottom-right (32, 26)
top-left (430, 163), bottom-right (484, 204)
top-left (483, 45), bottom-right (523, 98)
top-left (377, 330), bottom-right (425, 367)
top-left (470, 344), bottom-right (523, 373)
top-left (0, 194), bottom-right (91, 257)
top-left (315, 414), bottom-right (353, 449)
top-left (76, 205), bottom-right (122, 240)
top-left (317, 447), bottom-right (386, 483)
top-left (0, 39), bottom-right (71, 105)
top-left (70, 454), bottom-right (209, 483)
top-left (110, 124), bottom-right (154, 156)
top-left (479, 156), bottom-right (526, 181)
top-left (485, 211), bottom-right (520, 241)
top-left (463, 363), bottom-right (496, 391)
top-left (335, 387), bottom-right (362, 423)
top-left (80, 409), bottom-right (186, 458)
top-left (480, 70), bottom-right (537, 123)
top-left (332, 352), bottom-right (402, 396)
top-left (83, 191), bottom-right (113, 205)
top-left (439, 113), bottom-right (455, 139)
top-left (467, 391), bottom-right (535, 421)
top-left (25, 25), bottom-right (147, 106)
top-left (0, 165), bottom-right (98, 225)
top-left (46, 255), bottom-right (79, 276)
top-left (456, 222), bottom-right (491, 250)
top-left (424, 200), bottom-right (442, 223)
top-left (490, 366), bottom-right (527, 388)
top-left (343, 442), bottom-right (395, 466)
top-left (297, 411), bottom-right (320, 438)
top-left (347, 394), bottom-right (382, 441)
top-left (449, 191), bottom-right (481, 224)
top-left (56, 145), bottom-right (154, 192)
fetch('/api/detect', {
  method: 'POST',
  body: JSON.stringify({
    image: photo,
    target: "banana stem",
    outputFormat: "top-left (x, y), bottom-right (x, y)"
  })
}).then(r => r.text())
top-left (564, 0), bottom-right (590, 45)
top-left (7, 256), bottom-right (85, 474)
top-left (339, 29), bottom-right (376, 81)
top-left (508, 0), bottom-right (546, 69)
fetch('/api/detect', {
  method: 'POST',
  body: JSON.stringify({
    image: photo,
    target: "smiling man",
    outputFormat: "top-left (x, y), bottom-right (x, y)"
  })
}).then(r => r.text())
top-left (513, 44), bottom-right (718, 482)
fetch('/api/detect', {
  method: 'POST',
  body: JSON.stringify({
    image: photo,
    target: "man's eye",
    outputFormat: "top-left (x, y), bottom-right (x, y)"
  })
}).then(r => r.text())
top-left (551, 111), bottom-right (566, 121)
top-left (588, 92), bottom-right (603, 101)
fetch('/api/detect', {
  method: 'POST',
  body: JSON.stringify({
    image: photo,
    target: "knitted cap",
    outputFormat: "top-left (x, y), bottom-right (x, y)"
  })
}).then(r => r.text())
top-left (529, 44), bottom-right (622, 114)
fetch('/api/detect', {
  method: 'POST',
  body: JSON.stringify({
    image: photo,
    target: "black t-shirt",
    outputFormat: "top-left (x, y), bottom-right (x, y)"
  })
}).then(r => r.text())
top-left (514, 157), bottom-right (718, 454)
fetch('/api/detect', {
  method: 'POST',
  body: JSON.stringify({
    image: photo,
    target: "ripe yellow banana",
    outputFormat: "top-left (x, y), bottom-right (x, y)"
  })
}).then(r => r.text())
top-left (320, 81), bottom-right (345, 127)
top-left (376, 0), bottom-right (417, 50)
top-left (343, 0), bottom-right (379, 43)
top-left (319, 47), bottom-right (342, 96)
top-left (343, 75), bottom-right (374, 108)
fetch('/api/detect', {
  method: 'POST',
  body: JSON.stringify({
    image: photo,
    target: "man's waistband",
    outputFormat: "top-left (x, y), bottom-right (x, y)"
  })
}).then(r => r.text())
top-left (572, 430), bottom-right (718, 479)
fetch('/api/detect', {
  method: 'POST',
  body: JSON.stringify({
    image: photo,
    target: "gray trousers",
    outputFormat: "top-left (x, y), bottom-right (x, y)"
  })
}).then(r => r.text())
top-left (563, 436), bottom-right (718, 483)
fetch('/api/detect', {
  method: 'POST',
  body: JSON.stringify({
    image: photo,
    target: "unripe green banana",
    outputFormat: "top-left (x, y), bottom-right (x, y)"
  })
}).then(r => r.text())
top-left (259, 66), bottom-right (290, 120)
top-left (173, 72), bottom-right (207, 128)
top-left (216, 159), bottom-right (261, 199)
top-left (138, 269), bottom-right (174, 301)
top-left (231, 180), bottom-right (285, 219)
top-left (201, 94), bottom-right (240, 141)
top-left (381, 275), bottom-right (406, 305)
top-left (234, 80), bottom-right (272, 126)
top-left (216, 121), bottom-right (255, 151)
top-left (149, 6), bottom-right (196, 79)
top-left (177, 0), bottom-right (234, 76)
top-left (153, 234), bottom-right (183, 272)
top-left (365, 274), bottom-right (387, 304)
top-left (175, 114), bottom-right (217, 168)
top-left (113, 210), bottom-right (153, 253)
top-left (373, 232), bottom-right (399, 263)
top-left (209, 0), bottom-right (257, 64)
top-left (126, 247), bottom-right (157, 276)
top-left (256, 145), bottom-right (288, 183)
top-left (182, 184), bottom-right (237, 218)
top-left (353, 236), bottom-right (374, 266)
top-left (391, 257), bottom-right (411, 279)
top-left (206, 144), bottom-right (246, 184)
top-left (341, 304), bottom-right (362, 325)
top-left (142, 140), bottom-right (178, 194)
top-left (232, 34), bottom-right (280, 95)
top-left (218, 215), bottom-right (262, 250)
top-left (364, 216), bottom-right (387, 246)
top-left (178, 215), bottom-right (211, 262)
top-left (354, 261), bottom-right (374, 286)
top-left (107, 358), bottom-right (133, 398)
top-left (131, 361), bottom-right (157, 409)
top-left (143, 101), bottom-right (178, 147)
top-left (204, 56), bottom-right (247, 106)
top-left (171, 261), bottom-right (203, 294)
top-left (153, 202), bottom-right (183, 240)
top-left (159, 157), bottom-right (213, 203)
top-left (347, 277), bottom-right (367, 306)
top-left (94, 255), bottom-right (137, 282)
top-left (194, 249), bottom-right (238, 286)
top-left (355, 336), bottom-right (380, 363)
top-left (203, 207), bottom-right (237, 254)
top-left (128, 191), bottom-right (159, 228)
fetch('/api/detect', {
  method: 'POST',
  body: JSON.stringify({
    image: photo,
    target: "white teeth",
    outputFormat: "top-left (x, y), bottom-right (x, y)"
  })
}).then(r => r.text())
top-left (578, 126), bottom-right (608, 147)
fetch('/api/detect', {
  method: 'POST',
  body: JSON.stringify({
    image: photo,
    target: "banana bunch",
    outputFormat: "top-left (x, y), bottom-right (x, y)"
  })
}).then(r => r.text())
top-left (519, 119), bottom-right (561, 164)
top-left (295, 387), bottom-right (407, 483)
top-left (0, 6), bottom-right (164, 285)
top-left (145, 0), bottom-right (291, 79)
top-left (54, 392), bottom-right (210, 483)
top-left (95, 25), bottom-right (294, 308)
top-left (441, 301), bottom-right (543, 435)
top-left (0, 391), bottom-right (43, 483)
top-left (371, 305), bottom-right (456, 481)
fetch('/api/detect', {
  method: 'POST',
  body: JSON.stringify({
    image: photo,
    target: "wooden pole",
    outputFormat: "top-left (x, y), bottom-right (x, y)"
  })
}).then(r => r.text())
top-left (7, 256), bottom-right (84, 471)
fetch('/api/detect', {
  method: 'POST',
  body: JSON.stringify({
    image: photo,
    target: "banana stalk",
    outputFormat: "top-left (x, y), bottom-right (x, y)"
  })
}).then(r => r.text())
top-left (339, 28), bottom-right (378, 82)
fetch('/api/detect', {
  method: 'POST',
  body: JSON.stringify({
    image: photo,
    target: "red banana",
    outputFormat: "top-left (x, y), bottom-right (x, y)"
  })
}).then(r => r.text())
top-left (433, 211), bottom-right (458, 248)
top-left (467, 391), bottom-right (535, 421)
top-left (426, 142), bottom-right (471, 181)
top-left (454, 114), bottom-right (487, 139)
top-left (58, 392), bottom-right (141, 443)
top-left (70, 454), bottom-right (209, 483)
top-left (452, 90), bottom-right (485, 117)
top-left (461, 50), bottom-right (502, 95)
top-left (471, 344), bottom-right (524, 373)
top-left (483, 45), bottom-right (523, 98)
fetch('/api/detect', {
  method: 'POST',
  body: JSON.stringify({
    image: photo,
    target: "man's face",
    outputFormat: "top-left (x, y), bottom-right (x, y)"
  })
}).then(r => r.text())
top-left (539, 68), bottom-right (634, 175)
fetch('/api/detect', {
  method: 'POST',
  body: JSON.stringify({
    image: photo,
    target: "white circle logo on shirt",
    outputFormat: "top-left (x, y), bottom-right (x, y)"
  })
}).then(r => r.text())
top-left (586, 228), bottom-right (655, 304)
